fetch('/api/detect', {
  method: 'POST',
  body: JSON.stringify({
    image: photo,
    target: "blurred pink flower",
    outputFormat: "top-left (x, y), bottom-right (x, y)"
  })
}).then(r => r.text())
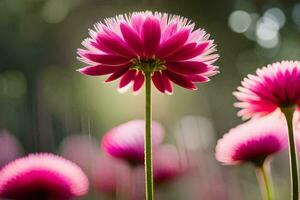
top-left (60, 134), bottom-right (99, 175)
top-left (234, 61), bottom-right (300, 119)
top-left (60, 134), bottom-right (131, 196)
top-left (293, 110), bottom-right (300, 151)
top-left (0, 130), bottom-right (23, 168)
top-left (101, 120), bottom-right (164, 165)
top-left (153, 145), bottom-right (186, 183)
top-left (92, 154), bottom-right (130, 194)
top-left (215, 114), bottom-right (288, 165)
top-left (77, 11), bottom-right (219, 94)
top-left (0, 153), bottom-right (89, 200)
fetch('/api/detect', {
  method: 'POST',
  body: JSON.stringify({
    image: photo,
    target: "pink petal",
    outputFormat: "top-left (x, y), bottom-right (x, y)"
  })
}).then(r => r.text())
top-left (167, 41), bottom-right (210, 61)
top-left (186, 74), bottom-right (210, 83)
top-left (78, 65), bottom-right (125, 76)
top-left (165, 71), bottom-right (197, 90)
top-left (105, 66), bottom-right (130, 82)
top-left (142, 17), bottom-right (161, 57)
top-left (161, 72), bottom-right (173, 94)
top-left (97, 34), bottom-right (135, 58)
top-left (166, 61), bottom-right (208, 75)
top-left (88, 40), bottom-right (105, 52)
top-left (119, 70), bottom-right (137, 88)
top-left (133, 71), bottom-right (145, 92)
top-left (161, 22), bottom-right (177, 42)
top-left (120, 23), bottom-right (144, 56)
top-left (152, 71), bottom-right (165, 93)
top-left (157, 28), bottom-right (190, 58)
top-left (131, 14), bottom-right (144, 34)
top-left (81, 53), bottom-right (130, 65)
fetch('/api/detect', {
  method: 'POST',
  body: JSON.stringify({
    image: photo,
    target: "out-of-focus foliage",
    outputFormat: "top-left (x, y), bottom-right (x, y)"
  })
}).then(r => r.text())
top-left (0, 0), bottom-right (299, 199)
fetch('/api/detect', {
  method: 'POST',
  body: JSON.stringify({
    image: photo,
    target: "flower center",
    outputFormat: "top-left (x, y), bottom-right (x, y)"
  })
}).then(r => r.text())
top-left (131, 58), bottom-right (166, 74)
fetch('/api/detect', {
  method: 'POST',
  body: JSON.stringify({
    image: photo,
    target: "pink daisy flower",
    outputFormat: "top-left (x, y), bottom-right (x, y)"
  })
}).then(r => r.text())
top-left (101, 120), bottom-right (164, 165)
top-left (77, 11), bottom-right (219, 94)
top-left (0, 153), bottom-right (89, 200)
top-left (215, 115), bottom-right (287, 165)
top-left (234, 61), bottom-right (300, 119)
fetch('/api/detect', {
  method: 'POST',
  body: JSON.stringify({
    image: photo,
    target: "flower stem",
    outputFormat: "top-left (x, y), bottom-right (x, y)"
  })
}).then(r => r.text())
top-left (144, 70), bottom-right (153, 200)
top-left (256, 162), bottom-right (273, 200)
top-left (281, 106), bottom-right (298, 200)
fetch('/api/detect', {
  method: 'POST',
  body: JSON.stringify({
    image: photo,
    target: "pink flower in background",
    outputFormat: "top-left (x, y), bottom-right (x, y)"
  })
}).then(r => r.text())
top-left (77, 11), bottom-right (219, 94)
top-left (293, 110), bottom-right (300, 150)
top-left (234, 61), bottom-right (300, 119)
top-left (101, 120), bottom-right (164, 165)
top-left (60, 134), bottom-right (130, 195)
top-left (0, 130), bottom-right (23, 168)
top-left (0, 153), bottom-right (89, 200)
top-left (153, 145), bottom-right (186, 183)
top-left (92, 154), bottom-right (130, 194)
top-left (60, 134), bottom-right (99, 175)
top-left (215, 114), bottom-right (287, 165)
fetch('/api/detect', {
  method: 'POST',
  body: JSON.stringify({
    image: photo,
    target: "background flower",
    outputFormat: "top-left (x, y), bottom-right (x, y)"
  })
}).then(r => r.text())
top-left (91, 153), bottom-right (130, 194)
top-left (215, 114), bottom-right (288, 165)
top-left (0, 153), bottom-right (89, 200)
top-left (60, 134), bottom-right (131, 196)
top-left (0, 130), bottom-right (23, 168)
top-left (60, 134), bottom-right (99, 176)
top-left (101, 120), bottom-right (164, 165)
top-left (153, 144), bottom-right (187, 183)
top-left (234, 61), bottom-right (300, 119)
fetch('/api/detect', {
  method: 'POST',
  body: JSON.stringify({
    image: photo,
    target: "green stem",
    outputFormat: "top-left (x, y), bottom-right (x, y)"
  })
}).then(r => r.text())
top-left (144, 70), bottom-right (153, 200)
top-left (281, 106), bottom-right (298, 200)
top-left (256, 162), bottom-right (273, 200)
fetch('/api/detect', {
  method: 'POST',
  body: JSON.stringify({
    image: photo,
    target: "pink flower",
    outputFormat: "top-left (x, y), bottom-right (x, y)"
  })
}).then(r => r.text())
top-left (60, 135), bottom-right (130, 195)
top-left (234, 61), bottom-right (300, 119)
top-left (0, 130), bottom-right (23, 168)
top-left (153, 145), bottom-right (186, 183)
top-left (77, 11), bottom-right (219, 94)
top-left (215, 114), bottom-right (287, 165)
top-left (60, 134), bottom-right (99, 175)
top-left (91, 154), bottom-right (130, 194)
top-left (293, 110), bottom-right (300, 151)
top-left (0, 153), bottom-right (89, 200)
top-left (101, 120), bottom-right (164, 165)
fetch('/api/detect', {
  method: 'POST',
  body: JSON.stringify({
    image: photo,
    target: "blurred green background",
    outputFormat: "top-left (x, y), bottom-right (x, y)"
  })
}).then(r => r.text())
top-left (1, 0), bottom-right (299, 199)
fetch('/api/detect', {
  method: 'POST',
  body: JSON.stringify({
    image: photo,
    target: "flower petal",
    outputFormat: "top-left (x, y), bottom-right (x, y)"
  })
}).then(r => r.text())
top-left (77, 65), bottom-right (127, 76)
top-left (119, 70), bottom-right (137, 88)
top-left (142, 17), bottom-right (161, 57)
top-left (131, 13), bottom-right (144, 34)
top-left (105, 66), bottom-right (130, 82)
top-left (165, 71), bottom-right (197, 90)
top-left (120, 23), bottom-right (144, 56)
top-left (161, 72), bottom-right (173, 94)
top-left (166, 61), bottom-right (208, 75)
top-left (133, 71), bottom-right (145, 93)
top-left (157, 28), bottom-right (190, 58)
top-left (161, 22), bottom-right (177, 42)
top-left (80, 53), bottom-right (130, 65)
top-left (185, 74), bottom-right (210, 83)
top-left (152, 71), bottom-right (165, 93)
top-left (167, 41), bottom-right (210, 61)
top-left (96, 34), bottom-right (135, 58)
